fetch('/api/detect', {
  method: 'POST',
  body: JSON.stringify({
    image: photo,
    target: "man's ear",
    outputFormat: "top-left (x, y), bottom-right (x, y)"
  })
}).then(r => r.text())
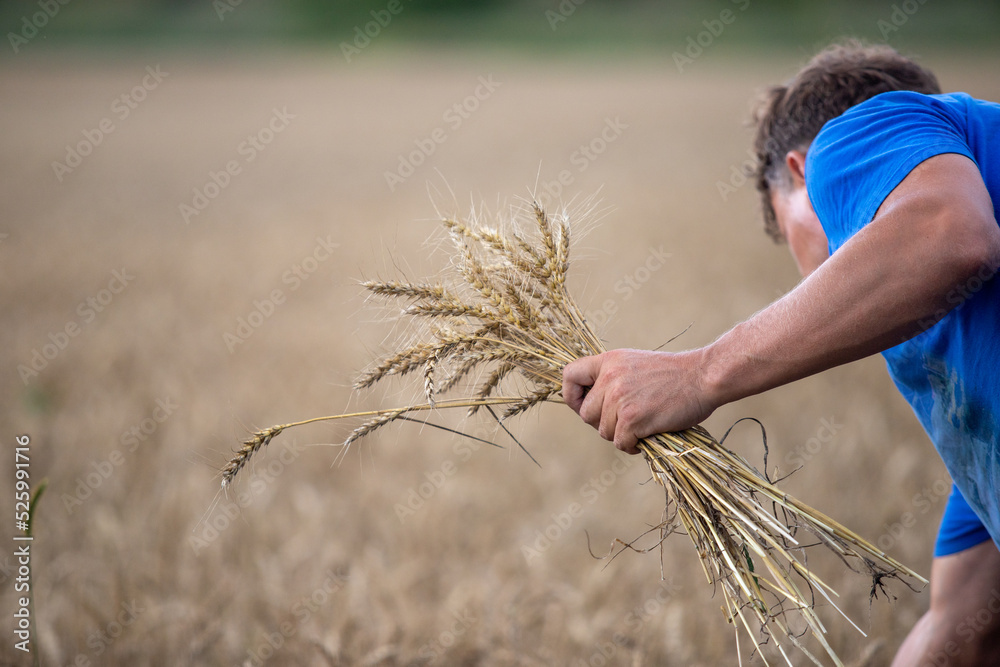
top-left (784, 150), bottom-right (808, 187)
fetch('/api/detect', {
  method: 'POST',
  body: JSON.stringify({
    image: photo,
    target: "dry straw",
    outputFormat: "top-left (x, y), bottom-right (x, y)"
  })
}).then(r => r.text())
top-left (223, 200), bottom-right (925, 666)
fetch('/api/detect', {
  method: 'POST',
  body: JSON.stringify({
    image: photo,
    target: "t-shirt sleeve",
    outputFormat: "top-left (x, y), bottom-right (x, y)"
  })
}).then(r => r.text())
top-left (805, 91), bottom-right (976, 254)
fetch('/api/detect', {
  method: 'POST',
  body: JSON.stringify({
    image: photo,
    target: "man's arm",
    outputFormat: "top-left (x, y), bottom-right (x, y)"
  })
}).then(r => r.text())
top-left (563, 154), bottom-right (1000, 453)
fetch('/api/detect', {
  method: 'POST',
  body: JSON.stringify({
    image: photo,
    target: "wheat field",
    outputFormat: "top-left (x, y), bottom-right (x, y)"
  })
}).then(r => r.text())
top-left (2, 50), bottom-right (998, 666)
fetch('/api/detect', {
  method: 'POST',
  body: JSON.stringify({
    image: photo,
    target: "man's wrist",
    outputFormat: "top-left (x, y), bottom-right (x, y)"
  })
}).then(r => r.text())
top-left (692, 341), bottom-right (726, 415)
top-left (697, 328), bottom-right (752, 411)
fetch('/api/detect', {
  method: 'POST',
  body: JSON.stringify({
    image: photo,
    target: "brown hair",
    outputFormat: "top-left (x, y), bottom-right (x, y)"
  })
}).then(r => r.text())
top-left (752, 40), bottom-right (941, 242)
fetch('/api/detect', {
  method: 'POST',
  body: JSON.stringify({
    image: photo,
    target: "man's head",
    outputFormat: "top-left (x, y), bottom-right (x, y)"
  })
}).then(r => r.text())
top-left (752, 40), bottom-right (941, 259)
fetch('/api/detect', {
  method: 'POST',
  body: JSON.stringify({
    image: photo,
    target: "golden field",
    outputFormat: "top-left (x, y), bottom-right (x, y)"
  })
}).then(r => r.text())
top-left (2, 49), bottom-right (999, 666)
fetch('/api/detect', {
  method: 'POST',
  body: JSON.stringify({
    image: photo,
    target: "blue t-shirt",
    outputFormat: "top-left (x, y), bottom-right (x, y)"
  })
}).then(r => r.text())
top-left (806, 91), bottom-right (1000, 548)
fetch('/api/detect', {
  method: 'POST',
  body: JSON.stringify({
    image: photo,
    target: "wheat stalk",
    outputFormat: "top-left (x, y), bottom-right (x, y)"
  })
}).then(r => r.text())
top-left (222, 199), bottom-right (925, 666)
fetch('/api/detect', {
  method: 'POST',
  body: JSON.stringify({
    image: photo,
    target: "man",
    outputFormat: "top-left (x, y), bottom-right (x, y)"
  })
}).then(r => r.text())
top-left (563, 42), bottom-right (1000, 665)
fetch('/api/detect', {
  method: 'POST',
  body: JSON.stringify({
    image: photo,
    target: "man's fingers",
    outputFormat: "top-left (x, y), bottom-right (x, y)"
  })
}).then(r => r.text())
top-left (614, 430), bottom-right (640, 455)
top-left (578, 382), bottom-right (605, 430)
top-left (612, 401), bottom-right (640, 454)
top-left (562, 355), bottom-right (602, 413)
top-left (597, 395), bottom-right (618, 443)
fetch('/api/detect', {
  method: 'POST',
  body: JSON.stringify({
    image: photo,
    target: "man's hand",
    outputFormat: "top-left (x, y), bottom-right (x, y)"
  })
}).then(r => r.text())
top-left (562, 348), bottom-right (717, 455)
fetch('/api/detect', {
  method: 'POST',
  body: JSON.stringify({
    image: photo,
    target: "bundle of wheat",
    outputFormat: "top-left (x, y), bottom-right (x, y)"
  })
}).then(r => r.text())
top-left (222, 200), bottom-right (924, 666)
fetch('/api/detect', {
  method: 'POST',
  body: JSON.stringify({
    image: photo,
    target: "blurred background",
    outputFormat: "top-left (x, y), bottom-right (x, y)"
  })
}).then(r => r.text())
top-left (2, 1), bottom-right (999, 665)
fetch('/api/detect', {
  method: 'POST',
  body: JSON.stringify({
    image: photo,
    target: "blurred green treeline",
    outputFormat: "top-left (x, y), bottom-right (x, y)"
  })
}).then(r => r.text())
top-left (1, 0), bottom-right (998, 55)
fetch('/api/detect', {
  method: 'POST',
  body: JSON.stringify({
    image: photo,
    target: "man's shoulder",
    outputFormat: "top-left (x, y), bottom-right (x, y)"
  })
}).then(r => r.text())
top-left (805, 91), bottom-right (984, 253)
top-left (849, 89), bottom-right (963, 110)
top-left (818, 90), bottom-right (1000, 144)
top-left (823, 91), bottom-right (961, 135)
top-left (808, 91), bottom-right (980, 175)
